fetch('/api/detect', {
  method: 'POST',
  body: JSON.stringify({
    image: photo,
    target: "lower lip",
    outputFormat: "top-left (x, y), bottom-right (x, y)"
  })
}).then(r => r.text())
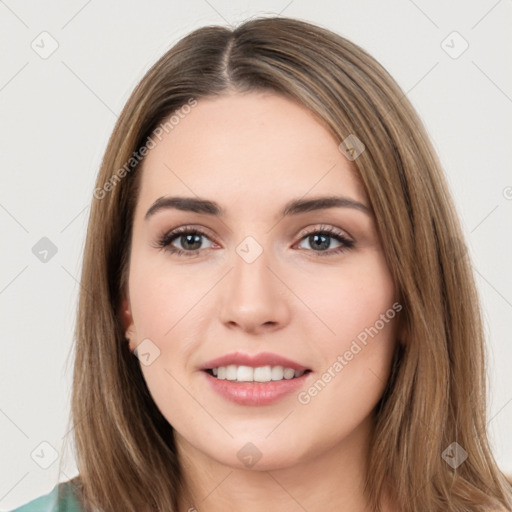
top-left (202, 370), bottom-right (311, 406)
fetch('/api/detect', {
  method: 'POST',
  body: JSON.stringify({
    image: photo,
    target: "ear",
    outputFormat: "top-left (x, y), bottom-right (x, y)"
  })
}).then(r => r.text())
top-left (120, 296), bottom-right (136, 351)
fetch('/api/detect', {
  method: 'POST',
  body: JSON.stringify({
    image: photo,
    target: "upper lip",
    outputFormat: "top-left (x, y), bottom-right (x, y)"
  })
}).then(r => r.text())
top-left (201, 351), bottom-right (310, 372)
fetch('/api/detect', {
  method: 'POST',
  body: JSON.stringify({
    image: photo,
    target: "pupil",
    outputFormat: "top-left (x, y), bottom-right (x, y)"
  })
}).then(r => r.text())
top-left (182, 234), bottom-right (201, 250)
top-left (311, 234), bottom-right (329, 250)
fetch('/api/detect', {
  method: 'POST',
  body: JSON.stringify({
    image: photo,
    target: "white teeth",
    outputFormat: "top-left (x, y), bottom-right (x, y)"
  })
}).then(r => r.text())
top-left (271, 365), bottom-right (284, 380)
top-left (283, 367), bottom-right (296, 379)
top-left (209, 365), bottom-right (306, 382)
top-left (226, 365), bottom-right (238, 380)
top-left (236, 365), bottom-right (253, 382)
top-left (254, 366), bottom-right (271, 382)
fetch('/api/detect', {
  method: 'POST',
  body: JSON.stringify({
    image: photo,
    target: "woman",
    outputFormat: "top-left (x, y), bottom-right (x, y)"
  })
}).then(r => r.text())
top-left (12, 15), bottom-right (512, 512)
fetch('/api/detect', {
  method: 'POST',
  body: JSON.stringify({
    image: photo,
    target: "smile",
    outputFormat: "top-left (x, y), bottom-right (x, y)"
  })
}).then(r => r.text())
top-left (202, 367), bottom-right (312, 406)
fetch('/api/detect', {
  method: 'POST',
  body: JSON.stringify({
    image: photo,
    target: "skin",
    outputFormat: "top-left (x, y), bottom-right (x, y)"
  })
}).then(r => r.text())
top-left (122, 91), bottom-right (401, 512)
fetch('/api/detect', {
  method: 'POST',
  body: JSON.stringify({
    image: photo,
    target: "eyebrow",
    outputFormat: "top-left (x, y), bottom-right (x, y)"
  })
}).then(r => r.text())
top-left (144, 195), bottom-right (371, 221)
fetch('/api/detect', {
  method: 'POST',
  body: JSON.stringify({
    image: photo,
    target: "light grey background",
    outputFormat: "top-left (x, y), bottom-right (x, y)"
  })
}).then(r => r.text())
top-left (1, 0), bottom-right (511, 508)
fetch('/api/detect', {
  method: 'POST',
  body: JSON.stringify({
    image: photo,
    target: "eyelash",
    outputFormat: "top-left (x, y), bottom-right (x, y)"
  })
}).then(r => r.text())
top-left (155, 225), bottom-right (355, 258)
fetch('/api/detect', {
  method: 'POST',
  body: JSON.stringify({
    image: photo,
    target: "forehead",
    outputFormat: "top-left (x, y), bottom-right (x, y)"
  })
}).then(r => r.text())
top-left (137, 92), bottom-right (367, 215)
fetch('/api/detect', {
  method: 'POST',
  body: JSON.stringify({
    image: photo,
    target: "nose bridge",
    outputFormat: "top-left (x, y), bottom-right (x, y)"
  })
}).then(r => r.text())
top-left (218, 233), bottom-right (289, 332)
top-left (230, 234), bottom-right (277, 302)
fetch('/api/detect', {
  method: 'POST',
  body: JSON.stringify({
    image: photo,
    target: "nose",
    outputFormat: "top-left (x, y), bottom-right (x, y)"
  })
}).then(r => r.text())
top-left (218, 244), bottom-right (291, 334)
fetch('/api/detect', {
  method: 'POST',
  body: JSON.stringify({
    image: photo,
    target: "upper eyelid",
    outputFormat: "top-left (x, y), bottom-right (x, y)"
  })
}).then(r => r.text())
top-left (300, 224), bottom-right (352, 239)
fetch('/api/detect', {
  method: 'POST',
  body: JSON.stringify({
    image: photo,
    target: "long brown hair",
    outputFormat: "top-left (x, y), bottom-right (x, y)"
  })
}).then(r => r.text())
top-left (60, 16), bottom-right (512, 511)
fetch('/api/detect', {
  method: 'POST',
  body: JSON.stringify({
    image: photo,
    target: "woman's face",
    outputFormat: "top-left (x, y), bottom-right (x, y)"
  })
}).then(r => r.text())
top-left (123, 91), bottom-right (399, 471)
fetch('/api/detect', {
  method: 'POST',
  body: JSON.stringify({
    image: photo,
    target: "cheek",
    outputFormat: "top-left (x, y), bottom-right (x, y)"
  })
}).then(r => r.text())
top-left (128, 255), bottom-right (206, 420)
top-left (292, 251), bottom-right (396, 348)
top-left (296, 255), bottom-right (398, 417)
top-left (128, 252), bottom-right (201, 338)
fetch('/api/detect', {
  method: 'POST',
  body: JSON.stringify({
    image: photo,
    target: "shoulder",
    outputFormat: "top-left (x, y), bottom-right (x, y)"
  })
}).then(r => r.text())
top-left (9, 479), bottom-right (83, 512)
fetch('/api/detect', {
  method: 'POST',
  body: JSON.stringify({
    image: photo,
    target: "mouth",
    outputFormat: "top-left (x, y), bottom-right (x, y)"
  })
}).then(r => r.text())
top-left (201, 365), bottom-right (313, 406)
top-left (200, 351), bottom-right (311, 378)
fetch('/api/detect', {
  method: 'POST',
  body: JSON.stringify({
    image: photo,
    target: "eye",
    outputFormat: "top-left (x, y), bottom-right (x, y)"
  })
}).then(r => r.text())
top-left (295, 225), bottom-right (354, 257)
top-left (154, 224), bottom-right (355, 258)
top-left (155, 227), bottom-right (214, 257)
